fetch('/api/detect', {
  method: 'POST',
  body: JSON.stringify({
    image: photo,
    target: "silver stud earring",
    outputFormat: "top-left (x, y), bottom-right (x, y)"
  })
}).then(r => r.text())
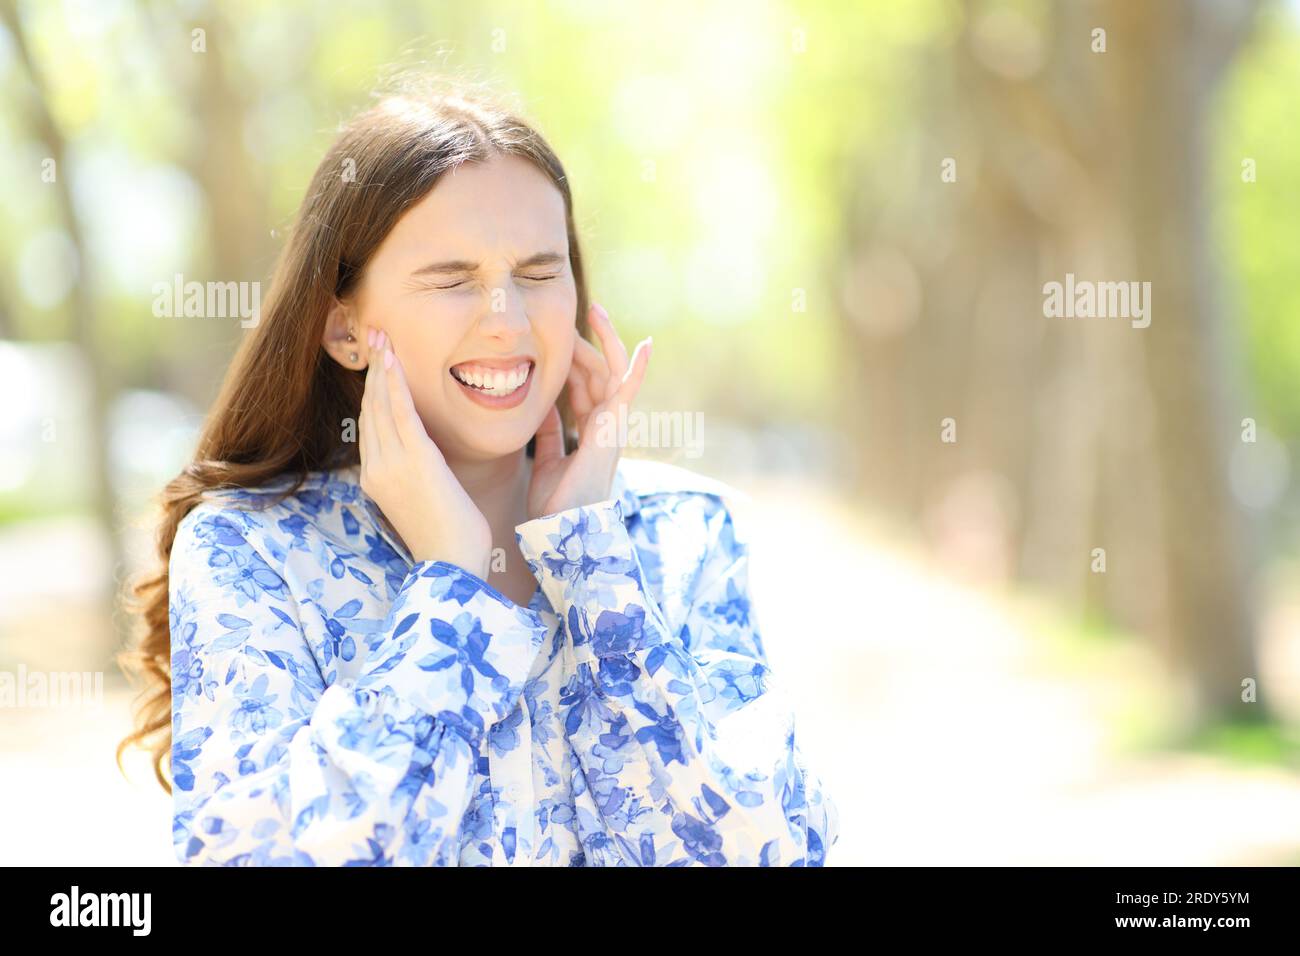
top-left (347, 328), bottom-right (358, 363)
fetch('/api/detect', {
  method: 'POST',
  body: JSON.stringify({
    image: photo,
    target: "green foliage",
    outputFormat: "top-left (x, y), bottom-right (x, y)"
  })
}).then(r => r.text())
top-left (1169, 717), bottom-right (1300, 770)
top-left (1214, 5), bottom-right (1300, 440)
top-left (1, 0), bottom-right (955, 421)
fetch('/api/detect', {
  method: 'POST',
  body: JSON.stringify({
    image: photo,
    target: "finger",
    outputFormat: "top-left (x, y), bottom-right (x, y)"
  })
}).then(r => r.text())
top-left (384, 347), bottom-right (425, 449)
top-left (623, 336), bottom-right (652, 386)
top-left (613, 336), bottom-right (653, 405)
top-left (360, 330), bottom-right (383, 462)
top-left (572, 338), bottom-right (609, 408)
top-left (566, 358), bottom-right (598, 420)
top-left (370, 331), bottom-right (400, 455)
top-left (572, 335), bottom-right (608, 377)
top-left (589, 304), bottom-right (629, 401)
top-left (590, 304), bottom-right (629, 387)
top-left (533, 404), bottom-right (565, 465)
top-left (358, 404), bottom-right (373, 459)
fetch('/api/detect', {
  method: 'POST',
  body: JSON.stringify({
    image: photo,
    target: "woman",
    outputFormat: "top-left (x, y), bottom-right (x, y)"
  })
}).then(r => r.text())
top-left (117, 82), bottom-right (841, 866)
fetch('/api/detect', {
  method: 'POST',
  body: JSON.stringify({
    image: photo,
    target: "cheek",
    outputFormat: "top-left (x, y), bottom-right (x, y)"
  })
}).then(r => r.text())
top-left (381, 315), bottom-right (464, 415)
top-left (530, 282), bottom-right (578, 345)
top-left (539, 319), bottom-right (577, 392)
top-left (394, 329), bottom-right (455, 381)
top-left (402, 368), bottom-right (448, 431)
top-left (381, 295), bottom-right (467, 362)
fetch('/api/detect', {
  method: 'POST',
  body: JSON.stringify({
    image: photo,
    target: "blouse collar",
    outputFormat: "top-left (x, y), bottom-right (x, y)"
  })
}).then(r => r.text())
top-left (251, 459), bottom-right (643, 567)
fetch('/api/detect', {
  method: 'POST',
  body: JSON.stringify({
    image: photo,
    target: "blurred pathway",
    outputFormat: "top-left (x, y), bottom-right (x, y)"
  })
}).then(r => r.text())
top-left (742, 477), bottom-right (1300, 866)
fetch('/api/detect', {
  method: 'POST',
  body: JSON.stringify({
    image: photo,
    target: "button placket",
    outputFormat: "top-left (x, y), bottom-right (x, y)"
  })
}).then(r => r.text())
top-left (510, 710), bottom-right (536, 866)
top-left (488, 702), bottom-right (537, 867)
top-left (512, 712), bottom-right (533, 868)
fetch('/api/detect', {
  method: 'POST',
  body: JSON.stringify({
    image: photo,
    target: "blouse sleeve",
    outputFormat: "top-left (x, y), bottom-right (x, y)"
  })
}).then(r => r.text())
top-left (169, 502), bottom-right (547, 866)
top-left (515, 492), bottom-right (841, 866)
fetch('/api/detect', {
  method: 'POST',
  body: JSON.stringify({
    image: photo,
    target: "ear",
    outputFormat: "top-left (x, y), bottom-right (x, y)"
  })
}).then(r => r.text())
top-left (321, 297), bottom-right (366, 370)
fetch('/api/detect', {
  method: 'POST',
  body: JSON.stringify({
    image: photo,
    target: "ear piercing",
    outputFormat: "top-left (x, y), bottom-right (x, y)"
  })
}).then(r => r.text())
top-left (347, 327), bottom-right (358, 363)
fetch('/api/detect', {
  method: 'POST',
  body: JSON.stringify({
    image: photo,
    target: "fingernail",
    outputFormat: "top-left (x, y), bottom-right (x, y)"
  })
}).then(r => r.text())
top-left (383, 348), bottom-right (393, 369)
top-left (368, 328), bottom-right (376, 348)
top-left (592, 302), bottom-right (608, 322)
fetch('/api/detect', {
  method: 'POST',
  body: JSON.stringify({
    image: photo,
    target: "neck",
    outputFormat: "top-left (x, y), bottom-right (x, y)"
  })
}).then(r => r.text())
top-left (446, 447), bottom-right (531, 541)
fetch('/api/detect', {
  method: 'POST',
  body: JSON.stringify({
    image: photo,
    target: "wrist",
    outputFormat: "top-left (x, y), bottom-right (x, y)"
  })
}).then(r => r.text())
top-left (409, 542), bottom-right (490, 579)
top-left (538, 473), bottom-right (617, 519)
top-left (520, 495), bottom-right (622, 532)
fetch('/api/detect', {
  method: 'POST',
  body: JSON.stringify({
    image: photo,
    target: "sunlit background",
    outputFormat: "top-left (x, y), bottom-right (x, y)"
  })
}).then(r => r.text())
top-left (2, 0), bottom-right (1299, 866)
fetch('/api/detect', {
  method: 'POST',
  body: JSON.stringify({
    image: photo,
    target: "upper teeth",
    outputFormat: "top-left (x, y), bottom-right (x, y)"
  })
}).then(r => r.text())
top-left (452, 362), bottom-right (532, 395)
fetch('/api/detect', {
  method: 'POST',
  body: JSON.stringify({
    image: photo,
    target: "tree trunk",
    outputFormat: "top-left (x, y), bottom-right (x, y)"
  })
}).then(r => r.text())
top-left (835, 0), bottom-right (1269, 730)
top-left (1, 0), bottom-right (126, 665)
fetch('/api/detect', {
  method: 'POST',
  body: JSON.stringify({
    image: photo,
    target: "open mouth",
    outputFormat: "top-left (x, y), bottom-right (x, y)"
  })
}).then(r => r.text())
top-left (450, 360), bottom-right (532, 396)
top-left (449, 360), bottom-right (535, 408)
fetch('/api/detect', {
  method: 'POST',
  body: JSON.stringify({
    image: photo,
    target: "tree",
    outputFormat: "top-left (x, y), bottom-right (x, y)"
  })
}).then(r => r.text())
top-left (835, 0), bottom-right (1269, 731)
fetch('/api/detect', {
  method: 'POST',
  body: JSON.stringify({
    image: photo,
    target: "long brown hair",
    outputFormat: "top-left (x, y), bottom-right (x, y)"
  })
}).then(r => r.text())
top-left (115, 79), bottom-right (590, 793)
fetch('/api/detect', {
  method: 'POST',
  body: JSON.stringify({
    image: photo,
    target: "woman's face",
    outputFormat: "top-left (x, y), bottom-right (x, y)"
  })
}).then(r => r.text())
top-left (348, 152), bottom-right (578, 462)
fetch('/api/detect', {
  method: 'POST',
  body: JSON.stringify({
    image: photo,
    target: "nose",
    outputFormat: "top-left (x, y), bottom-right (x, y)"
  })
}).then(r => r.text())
top-left (476, 279), bottom-right (531, 341)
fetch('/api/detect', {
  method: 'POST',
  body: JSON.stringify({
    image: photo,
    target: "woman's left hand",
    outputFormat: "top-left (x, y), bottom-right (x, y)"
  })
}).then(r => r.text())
top-left (527, 302), bottom-right (652, 519)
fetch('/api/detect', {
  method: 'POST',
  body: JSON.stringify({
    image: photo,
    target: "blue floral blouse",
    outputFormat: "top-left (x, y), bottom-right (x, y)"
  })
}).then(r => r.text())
top-left (169, 457), bottom-right (841, 866)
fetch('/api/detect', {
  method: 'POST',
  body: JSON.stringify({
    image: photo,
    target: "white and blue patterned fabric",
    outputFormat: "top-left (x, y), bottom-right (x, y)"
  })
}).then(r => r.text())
top-left (169, 457), bottom-right (840, 866)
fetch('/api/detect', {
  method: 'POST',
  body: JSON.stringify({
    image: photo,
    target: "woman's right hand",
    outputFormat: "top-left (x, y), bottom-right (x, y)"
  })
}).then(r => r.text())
top-left (358, 329), bottom-right (493, 577)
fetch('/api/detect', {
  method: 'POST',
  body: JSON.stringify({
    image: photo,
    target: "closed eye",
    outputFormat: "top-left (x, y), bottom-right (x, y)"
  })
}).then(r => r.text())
top-left (430, 274), bottom-right (557, 290)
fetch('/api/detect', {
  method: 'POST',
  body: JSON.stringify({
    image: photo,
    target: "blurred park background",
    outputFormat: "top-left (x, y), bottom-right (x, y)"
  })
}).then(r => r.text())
top-left (2, 0), bottom-right (1299, 866)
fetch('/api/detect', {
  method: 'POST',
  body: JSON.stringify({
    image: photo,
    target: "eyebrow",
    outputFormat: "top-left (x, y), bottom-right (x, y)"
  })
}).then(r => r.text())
top-left (410, 251), bottom-right (567, 276)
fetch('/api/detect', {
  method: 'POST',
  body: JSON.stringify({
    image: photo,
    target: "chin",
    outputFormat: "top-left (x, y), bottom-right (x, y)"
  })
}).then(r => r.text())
top-left (419, 372), bottom-right (561, 460)
top-left (433, 411), bottom-right (548, 463)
